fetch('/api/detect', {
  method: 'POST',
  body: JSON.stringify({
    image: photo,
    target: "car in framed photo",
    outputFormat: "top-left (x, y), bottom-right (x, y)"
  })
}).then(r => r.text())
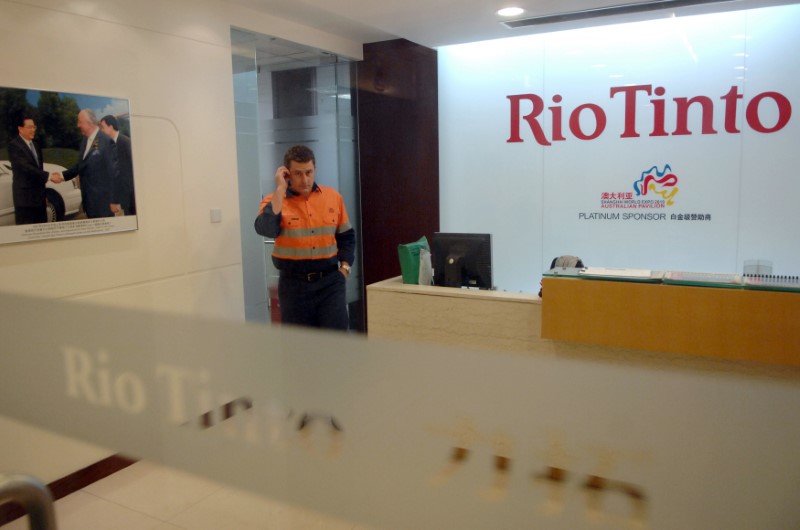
top-left (0, 160), bottom-right (82, 226)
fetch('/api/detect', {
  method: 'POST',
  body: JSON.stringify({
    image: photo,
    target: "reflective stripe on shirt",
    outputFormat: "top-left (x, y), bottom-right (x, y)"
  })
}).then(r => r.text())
top-left (273, 243), bottom-right (339, 259)
top-left (266, 184), bottom-right (351, 261)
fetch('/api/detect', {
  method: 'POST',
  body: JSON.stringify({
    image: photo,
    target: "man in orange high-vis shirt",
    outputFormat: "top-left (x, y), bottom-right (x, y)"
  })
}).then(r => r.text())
top-left (254, 145), bottom-right (356, 330)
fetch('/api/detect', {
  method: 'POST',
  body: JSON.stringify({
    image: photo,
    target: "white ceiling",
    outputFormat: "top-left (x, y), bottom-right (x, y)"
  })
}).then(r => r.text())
top-left (227, 0), bottom-right (795, 50)
top-left (228, 0), bottom-right (655, 49)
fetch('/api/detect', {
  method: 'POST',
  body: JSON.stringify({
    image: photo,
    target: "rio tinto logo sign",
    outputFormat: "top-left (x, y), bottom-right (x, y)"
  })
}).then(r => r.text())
top-left (507, 84), bottom-right (792, 145)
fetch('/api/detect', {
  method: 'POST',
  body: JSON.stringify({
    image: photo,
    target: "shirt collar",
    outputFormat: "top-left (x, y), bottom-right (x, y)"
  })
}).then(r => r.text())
top-left (286, 182), bottom-right (321, 198)
top-left (87, 128), bottom-right (99, 146)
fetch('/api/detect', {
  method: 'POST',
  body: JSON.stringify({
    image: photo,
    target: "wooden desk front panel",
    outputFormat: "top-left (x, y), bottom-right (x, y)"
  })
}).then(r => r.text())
top-left (541, 277), bottom-right (800, 366)
top-left (367, 278), bottom-right (546, 354)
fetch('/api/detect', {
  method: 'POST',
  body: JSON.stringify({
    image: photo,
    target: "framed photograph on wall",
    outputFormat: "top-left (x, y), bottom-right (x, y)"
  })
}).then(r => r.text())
top-left (0, 85), bottom-right (137, 245)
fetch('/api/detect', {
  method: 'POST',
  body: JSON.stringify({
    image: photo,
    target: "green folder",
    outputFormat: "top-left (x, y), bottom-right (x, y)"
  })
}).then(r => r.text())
top-left (398, 236), bottom-right (430, 284)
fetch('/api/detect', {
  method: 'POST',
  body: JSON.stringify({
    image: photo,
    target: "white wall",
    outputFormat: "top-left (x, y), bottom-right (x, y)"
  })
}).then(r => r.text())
top-left (0, 0), bottom-right (363, 483)
top-left (439, 4), bottom-right (800, 293)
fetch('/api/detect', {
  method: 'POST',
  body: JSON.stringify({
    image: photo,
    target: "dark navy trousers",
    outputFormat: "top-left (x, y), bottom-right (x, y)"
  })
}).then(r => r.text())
top-left (278, 270), bottom-right (348, 331)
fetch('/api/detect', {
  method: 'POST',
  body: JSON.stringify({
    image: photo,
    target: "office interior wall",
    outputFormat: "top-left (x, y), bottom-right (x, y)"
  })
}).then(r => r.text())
top-left (0, 0), bottom-right (363, 489)
top-left (0, 0), bottom-right (362, 313)
top-left (438, 4), bottom-right (800, 293)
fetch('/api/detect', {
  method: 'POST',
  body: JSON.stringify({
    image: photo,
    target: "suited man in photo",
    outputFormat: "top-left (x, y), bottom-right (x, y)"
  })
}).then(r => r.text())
top-left (100, 114), bottom-right (135, 215)
top-left (8, 115), bottom-right (56, 224)
top-left (58, 108), bottom-right (117, 218)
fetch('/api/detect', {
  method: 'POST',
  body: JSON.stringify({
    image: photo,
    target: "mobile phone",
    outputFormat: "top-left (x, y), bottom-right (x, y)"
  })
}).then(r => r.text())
top-left (284, 169), bottom-right (291, 187)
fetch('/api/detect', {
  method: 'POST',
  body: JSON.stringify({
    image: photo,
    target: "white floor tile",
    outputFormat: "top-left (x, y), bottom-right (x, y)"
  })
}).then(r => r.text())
top-left (3, 460), bottom-right (376, 530)
top-left (82, 461), bottom-right (222, 521)
top-left (2, 491), bottom-right (166, 530)
top-left (168, 486), bottom-right (359, 530)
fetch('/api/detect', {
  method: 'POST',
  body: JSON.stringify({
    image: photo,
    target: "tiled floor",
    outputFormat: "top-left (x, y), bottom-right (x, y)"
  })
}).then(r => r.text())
top-left (4, 461), bottom-right (369, 530)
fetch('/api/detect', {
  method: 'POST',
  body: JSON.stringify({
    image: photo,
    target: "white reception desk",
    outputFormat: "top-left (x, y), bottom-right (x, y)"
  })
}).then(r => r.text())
top-left (366, 276), bottom-right (551, 354)
top-left (366, 275), bottom-right (800, 374)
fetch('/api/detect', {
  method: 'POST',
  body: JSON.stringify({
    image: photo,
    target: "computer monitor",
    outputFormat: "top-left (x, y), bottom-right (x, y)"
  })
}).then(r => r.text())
top-left (432, 232), bottom-right (493, 289)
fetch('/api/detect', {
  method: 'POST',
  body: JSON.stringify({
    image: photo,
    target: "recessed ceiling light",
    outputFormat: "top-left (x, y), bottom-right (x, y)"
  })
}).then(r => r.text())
top-left (497, 7), bottom-right (525, 17)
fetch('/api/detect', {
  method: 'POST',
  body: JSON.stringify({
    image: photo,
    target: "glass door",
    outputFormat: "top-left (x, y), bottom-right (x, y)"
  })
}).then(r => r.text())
top-left (231, 29), bottom-right (363, 330)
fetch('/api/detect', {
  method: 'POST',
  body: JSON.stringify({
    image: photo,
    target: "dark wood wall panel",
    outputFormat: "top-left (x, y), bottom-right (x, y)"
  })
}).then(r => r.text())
top-left (357, 39), bottom-right (440, 300)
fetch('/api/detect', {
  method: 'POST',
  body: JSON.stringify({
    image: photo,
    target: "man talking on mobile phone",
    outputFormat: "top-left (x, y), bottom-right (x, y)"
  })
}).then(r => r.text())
top-left (254, 145), bottom-right (355, 331)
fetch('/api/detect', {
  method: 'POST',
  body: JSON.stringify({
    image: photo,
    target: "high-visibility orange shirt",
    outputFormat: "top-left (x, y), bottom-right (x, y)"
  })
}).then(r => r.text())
top-left (255, 183), bottom-right (354, 271)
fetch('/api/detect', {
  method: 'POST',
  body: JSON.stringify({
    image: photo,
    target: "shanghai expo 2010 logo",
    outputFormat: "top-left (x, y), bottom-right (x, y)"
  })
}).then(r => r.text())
top-left (633, 164), bottom-right (679, 206)
top-left (592, 163), bottom-right (714, 221)
top-left (598, 164), bottom-right (679, 211)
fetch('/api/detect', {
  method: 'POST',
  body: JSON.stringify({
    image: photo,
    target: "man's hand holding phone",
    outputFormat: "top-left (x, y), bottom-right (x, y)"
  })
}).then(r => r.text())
top-left (271, 166), bottom-right (290, 215)
top-left (275, 166), bottom-right (290, 193)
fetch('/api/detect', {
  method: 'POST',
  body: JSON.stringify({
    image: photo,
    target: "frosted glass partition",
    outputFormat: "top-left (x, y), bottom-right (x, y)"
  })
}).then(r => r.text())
top-left (2, 292), bottom-right (800, 528)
